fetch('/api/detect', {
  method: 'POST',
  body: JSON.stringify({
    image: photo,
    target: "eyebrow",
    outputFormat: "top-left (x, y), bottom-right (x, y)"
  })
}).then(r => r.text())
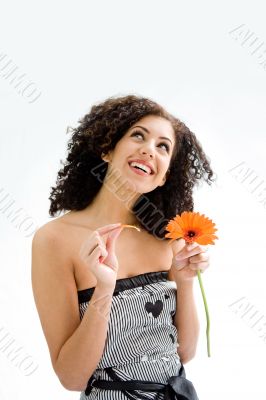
top-left (130, 125), bottom-right (173, 145)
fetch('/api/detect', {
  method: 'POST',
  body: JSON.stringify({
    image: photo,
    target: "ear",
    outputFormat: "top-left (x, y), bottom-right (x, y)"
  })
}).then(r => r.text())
top-left (101, 151), bottom-right (111, 162)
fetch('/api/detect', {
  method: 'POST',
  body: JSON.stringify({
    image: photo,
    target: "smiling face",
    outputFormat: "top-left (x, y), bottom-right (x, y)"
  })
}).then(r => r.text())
top-left (102, 115), bottom-right (176, 193)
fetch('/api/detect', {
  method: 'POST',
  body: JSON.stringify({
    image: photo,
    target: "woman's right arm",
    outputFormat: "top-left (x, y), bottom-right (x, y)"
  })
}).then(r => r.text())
top-left (31, 224), bottom-right (115, 392)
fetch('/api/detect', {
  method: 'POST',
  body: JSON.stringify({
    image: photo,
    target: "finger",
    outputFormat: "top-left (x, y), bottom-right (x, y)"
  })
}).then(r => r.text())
top-left (85, 232), bottom-right (104, 254)
top-left (175, 242), bottom-right (201, 260)
top-left (188, 253), bottom-right (209, 263)
top-left (79, 229), bottom-right (110, 262)
top-left (183, 245), bottom-right (208, 260)
top-left (188, 261), bottom-right (209, 271)
top-left (186, 242), bottom-right (198, 251)
top-left (172, 257), bottom-right (190, 269)
top-left (175, 248), bottom-right (200, 262)
top-left (106, 226), bottom-right (123, 252)
top-left (96, 223), bottom-right (122, 236)
top-left (187, 242), bottom-right (209, 251)
top-left (98, 244), bottom-right (108, 261)
top-left (94, 231), bottom-right (108, 250)
top-left (90, 245), bottom-right (102, 265)
top-left (90, 242), bottom-right (104, 256)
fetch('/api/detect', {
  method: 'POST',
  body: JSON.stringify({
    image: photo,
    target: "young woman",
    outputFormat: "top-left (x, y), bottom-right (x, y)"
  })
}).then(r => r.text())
top-left (31, 94), bottom-right (215, 399)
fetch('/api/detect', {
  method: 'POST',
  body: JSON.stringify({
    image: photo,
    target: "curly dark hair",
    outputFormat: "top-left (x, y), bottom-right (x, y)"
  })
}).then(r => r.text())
top-left (49, 94), bottom-right (216, 240)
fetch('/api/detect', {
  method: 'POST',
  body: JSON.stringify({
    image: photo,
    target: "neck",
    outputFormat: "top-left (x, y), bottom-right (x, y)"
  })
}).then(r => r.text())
top-left (85, 174), bottom-right (142, 226)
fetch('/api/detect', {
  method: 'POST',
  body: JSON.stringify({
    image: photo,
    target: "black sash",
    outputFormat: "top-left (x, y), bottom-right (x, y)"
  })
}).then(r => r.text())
top-left (85, 363), bottom-right (199, 399)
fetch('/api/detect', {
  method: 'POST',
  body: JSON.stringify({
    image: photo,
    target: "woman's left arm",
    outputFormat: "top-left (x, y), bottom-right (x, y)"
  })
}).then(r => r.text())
top-left (173, 279), bottom-right (199, 364)
top-left (168, 239), bottom-right (210, 364)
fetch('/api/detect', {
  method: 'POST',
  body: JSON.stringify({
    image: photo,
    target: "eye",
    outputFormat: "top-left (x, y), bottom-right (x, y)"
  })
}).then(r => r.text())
top-left (159, 142), bottom-right (170, 152)
top-left (131, 131), bottom-right (170, 152)
top-left (131, 131), bottom-right (143, 140)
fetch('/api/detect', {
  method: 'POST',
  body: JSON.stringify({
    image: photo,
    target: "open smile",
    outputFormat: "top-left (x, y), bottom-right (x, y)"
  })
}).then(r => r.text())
top-left (128, 162), bottom-right (154, 177)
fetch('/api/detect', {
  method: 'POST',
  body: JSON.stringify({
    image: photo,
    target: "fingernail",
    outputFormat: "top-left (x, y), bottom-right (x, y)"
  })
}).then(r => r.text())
top-left (111, 223), bottom-right (121, 227)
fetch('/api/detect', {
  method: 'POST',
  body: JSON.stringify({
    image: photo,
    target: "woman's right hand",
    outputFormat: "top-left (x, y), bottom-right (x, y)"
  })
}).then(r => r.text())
top-left (79, 223), bottom-right (123, 289)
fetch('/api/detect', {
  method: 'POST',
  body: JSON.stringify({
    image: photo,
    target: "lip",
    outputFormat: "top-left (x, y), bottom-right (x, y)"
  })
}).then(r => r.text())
top-left (128, 159), bottom-right (155, 174)
top-left (128, 163), bottom-right (152, 177)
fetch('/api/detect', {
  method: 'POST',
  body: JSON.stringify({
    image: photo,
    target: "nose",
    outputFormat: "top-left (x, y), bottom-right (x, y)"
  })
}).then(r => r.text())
top-left (139, 142), bottom-right (155, 158)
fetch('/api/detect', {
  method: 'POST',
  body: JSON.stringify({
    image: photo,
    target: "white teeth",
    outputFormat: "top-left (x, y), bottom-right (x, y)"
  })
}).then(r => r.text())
top-left (129, 161), bottom-right (152, 174)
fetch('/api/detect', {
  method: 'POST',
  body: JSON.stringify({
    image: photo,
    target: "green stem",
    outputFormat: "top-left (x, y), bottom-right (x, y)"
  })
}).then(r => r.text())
top-left (197, 270), bottom-right (211, 357)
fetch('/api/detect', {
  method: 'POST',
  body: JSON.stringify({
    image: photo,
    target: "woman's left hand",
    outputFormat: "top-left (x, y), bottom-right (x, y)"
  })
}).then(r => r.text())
top-left (170, 239), bottom-right (210, 283)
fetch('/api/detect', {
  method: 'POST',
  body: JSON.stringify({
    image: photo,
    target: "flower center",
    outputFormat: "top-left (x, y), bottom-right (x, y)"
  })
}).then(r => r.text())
top-left (187, 230), bottom-right (196, 237)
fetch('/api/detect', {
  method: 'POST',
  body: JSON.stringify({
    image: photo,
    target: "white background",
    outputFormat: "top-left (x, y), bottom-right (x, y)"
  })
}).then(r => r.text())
top-left (0, 0), bottom-right (266, 399)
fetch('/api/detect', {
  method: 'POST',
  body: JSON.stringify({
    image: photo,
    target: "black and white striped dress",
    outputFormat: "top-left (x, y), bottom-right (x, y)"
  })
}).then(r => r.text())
top-left (78, 270), bottom-right (182, 400)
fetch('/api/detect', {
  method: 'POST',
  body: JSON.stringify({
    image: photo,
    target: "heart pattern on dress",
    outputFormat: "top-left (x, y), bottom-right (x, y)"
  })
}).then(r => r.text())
top-left (145, 300), bottom-right (163, 318)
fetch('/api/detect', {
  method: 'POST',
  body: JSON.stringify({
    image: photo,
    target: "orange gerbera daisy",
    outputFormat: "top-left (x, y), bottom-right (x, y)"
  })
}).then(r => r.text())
top-left (165, 211), bottom-right (218, 245)
top-left (165, 211), bottom-right (218, 358)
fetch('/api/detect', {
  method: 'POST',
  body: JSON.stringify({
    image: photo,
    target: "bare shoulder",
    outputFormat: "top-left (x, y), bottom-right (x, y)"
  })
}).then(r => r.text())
top-left (32, 212), bottom-right (83, 252)
top-left (32, 217), bottom-right (67, 242)
top-left (32, 222), bottom-right (66, 270)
